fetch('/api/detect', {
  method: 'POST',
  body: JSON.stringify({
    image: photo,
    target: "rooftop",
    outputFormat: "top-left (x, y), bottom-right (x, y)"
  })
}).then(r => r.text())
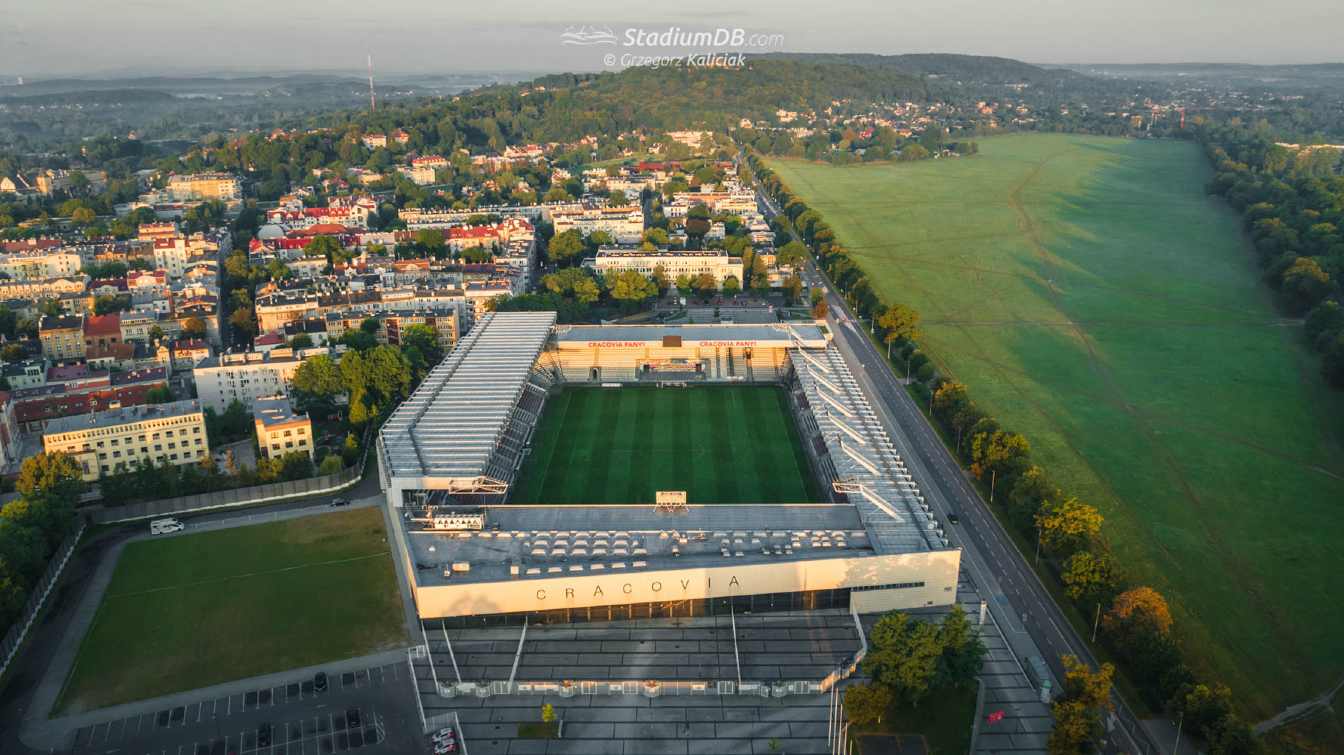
top-left (553, 322), bottom-right (828, 348)
top-left (380, 311), bottom-right (556, 485)
top-left (44, 398), bottom-right (202, 436)
top-left (252, 395), bottom-right (308, 428)
top-left (404, 504), bottom-right (872, 587)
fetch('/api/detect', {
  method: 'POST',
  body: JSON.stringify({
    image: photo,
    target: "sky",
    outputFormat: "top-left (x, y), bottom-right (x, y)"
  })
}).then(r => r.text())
top-left (3, 0), bottom-right (1341, 78)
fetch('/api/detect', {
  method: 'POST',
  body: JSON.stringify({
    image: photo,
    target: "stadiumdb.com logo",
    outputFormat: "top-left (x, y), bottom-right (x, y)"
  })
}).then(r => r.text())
top-left (560, 25), bottom-right (618, 46)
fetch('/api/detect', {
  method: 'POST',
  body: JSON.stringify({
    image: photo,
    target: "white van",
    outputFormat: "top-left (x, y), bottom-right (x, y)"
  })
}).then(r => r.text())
top-left (149, 518), bottom-right (185, 535)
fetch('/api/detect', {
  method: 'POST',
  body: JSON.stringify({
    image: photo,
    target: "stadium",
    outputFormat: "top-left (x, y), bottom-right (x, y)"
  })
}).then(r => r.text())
top-left (377, 311), bottom-right (961, 626)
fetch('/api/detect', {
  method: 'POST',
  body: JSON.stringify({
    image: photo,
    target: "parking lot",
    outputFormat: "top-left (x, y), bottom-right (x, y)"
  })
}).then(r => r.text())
top-left (63, 661), bottom-right (426, 755)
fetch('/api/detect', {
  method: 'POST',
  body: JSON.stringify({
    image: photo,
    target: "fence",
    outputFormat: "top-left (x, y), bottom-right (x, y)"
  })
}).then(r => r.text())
top-left (90, 464), bottom-right (364, 524)
top-left (0, 521), bottom-right (87, 679)
top-left (91, 425), bottom-right (376, 525)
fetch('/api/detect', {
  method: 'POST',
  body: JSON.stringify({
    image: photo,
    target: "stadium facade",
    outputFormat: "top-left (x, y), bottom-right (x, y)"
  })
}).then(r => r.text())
top-left (378, 312), bottom-right (961, 624)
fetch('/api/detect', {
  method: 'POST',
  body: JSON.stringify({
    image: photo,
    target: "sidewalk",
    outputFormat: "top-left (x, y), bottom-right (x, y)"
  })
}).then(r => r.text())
top-left (18, 493), bottom-right (387, 749)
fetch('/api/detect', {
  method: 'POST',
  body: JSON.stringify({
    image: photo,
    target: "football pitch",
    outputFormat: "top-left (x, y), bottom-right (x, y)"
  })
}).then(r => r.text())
top-left (55, 507), bottom-right (407, 714)
top-left (767, 133), bottom-right (1344, 716)
top-left (510, 385), bottom-right (818, 504)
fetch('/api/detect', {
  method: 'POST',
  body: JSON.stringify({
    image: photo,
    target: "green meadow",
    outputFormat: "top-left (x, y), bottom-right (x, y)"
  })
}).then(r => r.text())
top-left (769, 134), bottom-right (1344, 716)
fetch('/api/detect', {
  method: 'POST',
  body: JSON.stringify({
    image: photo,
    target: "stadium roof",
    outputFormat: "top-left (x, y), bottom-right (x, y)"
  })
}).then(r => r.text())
top-left (380, 311), bottom-right (556, 486)
top-left (789, 345), bottom-right (948, 554)
top-left (553, 322), bottom-right (829, 349)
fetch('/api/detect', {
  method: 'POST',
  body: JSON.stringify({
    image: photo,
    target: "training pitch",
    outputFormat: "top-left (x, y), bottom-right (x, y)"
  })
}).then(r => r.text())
top-left (768, 133), bottom-right (1344, 715)
top-left (56, 507), bottom-right (407, 714)
top-left (510, 384), bottom-right (817, 504)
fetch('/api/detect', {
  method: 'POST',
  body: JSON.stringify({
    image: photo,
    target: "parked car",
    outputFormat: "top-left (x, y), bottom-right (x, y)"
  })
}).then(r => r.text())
top-left (947, 512), bottom-right (960, 525)
top-left (150, 517), bottom-right (184, 535)
top-left (346, 708), bottom-right (361, 728)
top-left (330, 497), bottom-right (350, 507)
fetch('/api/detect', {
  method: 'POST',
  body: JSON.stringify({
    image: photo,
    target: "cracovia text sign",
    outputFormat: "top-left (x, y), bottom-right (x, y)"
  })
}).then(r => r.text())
top-left (534, 575), bottom-right (741, 602)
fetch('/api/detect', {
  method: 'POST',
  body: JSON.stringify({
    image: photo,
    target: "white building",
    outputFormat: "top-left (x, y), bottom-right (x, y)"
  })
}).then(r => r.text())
top-left (550, 206), bottom-right (645, 244)
top-left (193, 348), bottom-right (323, 413)
top-left (592, 247), bottom-right (743, 287)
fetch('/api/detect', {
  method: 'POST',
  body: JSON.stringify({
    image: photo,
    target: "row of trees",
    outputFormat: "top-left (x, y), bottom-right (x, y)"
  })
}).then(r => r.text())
top-left (749, 153), bottom-right (1258, 754)
top-left (1199, 121), bottom-right (1344, 387)
top-left (0, 453), bottom-right (83, 639)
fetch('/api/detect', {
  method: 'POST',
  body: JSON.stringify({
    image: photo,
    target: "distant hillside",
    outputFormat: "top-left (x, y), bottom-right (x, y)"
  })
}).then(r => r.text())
top-left (762, 52), bottom-right (1095, 87)
top-left (515, 58), bottom-right (928, 136)
top-left (1061, 62), bottom-right (1344, 94)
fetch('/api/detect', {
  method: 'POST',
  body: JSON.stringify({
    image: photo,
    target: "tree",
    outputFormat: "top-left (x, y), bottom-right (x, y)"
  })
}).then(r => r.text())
top-left (862, 612), bottom-right (943, 706)
top-left (293, 354), bottom-right (345, 401)
top-left (401, 324), bottom-right (444, 377)
top-left (691, 273), bottom-right (718, 296)
top-left (784, 272), bottom-right (803, 304)
top-left (1280, 257), bottom-right (1331, 314)
top-left (303, 235), bottom-right (344, 263)
top-left (722, 275), bottom-right (741, 296)
top-left (1103, 586), bottom-right (1173, 639)
top-left (1047, 656), bottom-right (1114, 754)
top-left (934, 605), bottom-right (987, 688)
top-left (181, 316), bottom-right (207, 339)
top-left (93, 295), bottom-right (129, 315)
top-left (229, 307), bottom-right (258, 337)
top-left (541, 703), bottom-right (555, 724)
top-left (318, 454), bottom-right (344, 475)
top-left (548, 229), bottom-right (586, 264)
top-left (145, 385), bottom-right (173, 404)
top-left (1035, 497), bottom-right (1102, 555)
top-left (17, 452), bottom-right (84, 502)
top-left (542, 267), bottom-right (601, 304)
top-left (970, 430), bottom-right (1031, 484)
top-left (843, 683), bottom-right (892, 727)
top-left (877, 304), bottom-right (920, 356)
top-left (605, 270), bottom-right (658, 305)
top-left (1060, 550), bottom-right (1117, 604)
top-left (414, 229), bottom-right (446, 259)
top-left (776, 240), bottom-right (810, 268)
top-left (1047, 699), bottom-right (1093, 755)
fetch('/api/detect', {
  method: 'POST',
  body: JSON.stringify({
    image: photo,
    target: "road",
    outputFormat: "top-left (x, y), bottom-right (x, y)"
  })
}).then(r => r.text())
top-left (752, 181), bottom-right (1160, 754)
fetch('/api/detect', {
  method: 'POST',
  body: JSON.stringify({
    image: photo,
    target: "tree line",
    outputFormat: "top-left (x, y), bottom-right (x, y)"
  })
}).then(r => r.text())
top-left (0, 453), bottom-right (84, 641)
top-left (1197, 120), bottom-right (1344, 388)
top-left (748, 153), bottom-right (1258, 754)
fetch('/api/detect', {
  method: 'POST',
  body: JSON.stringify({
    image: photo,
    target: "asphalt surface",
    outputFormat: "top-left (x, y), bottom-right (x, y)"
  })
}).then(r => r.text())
top-left (63, 661), bottom-right (423, 755)
top-left (753, 183), bottom-right (1160, 754)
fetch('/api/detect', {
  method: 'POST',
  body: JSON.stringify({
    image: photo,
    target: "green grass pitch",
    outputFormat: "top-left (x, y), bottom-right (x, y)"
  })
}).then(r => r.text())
top-left (768, 134), bottom-right (1344, 716)
top-left (510, 385), bottom-right (818, 504)
top-left (56, 507), bottom-right (407, 714)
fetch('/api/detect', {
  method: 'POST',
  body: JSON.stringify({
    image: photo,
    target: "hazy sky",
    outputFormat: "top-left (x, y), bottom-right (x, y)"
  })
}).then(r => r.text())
top-left (3, 0), bottom-right (1340, 77)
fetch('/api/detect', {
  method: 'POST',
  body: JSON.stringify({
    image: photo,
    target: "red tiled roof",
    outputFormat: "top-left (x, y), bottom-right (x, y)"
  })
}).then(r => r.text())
top-left (84, 313), bottom-right (122, 337)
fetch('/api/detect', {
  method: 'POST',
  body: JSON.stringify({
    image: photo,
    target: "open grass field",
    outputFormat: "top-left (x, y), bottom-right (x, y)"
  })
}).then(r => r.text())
top-left (56, 507), bottom-right (406, 714)
top-left (767, 134), bottom-right (1344, 717)
top-left (510, 385), bottom-right (817, 504)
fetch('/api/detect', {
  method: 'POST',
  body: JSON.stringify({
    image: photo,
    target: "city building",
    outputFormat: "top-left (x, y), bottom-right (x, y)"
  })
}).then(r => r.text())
top-left (192, 347), bottom-right (320, 413)
top-left (592, 247), bottom-right (744, 288)
top-left (42, 399), bottom-right (209, 481)
top-left (550, 205), bottom-right (645, 244)
top-left (0, 249), bottom-right (82, 280)
top-left (38, 313), bottom-right (86, 362)
top-left (165, 172), bottom-right (242, 202)
top-left (253, 396), bottom-right (315, 461)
